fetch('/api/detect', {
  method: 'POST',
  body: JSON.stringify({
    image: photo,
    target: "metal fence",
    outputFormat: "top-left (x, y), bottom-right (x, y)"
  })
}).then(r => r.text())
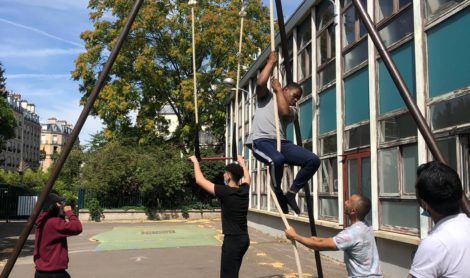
top-left (0, 184), bottom-right (37, 221)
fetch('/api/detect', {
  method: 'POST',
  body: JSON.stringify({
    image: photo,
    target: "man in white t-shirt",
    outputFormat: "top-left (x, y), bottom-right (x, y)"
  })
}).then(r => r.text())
top-left (409, 161), bottom-right (470, 278)
top-left (285, 194), bottom-right (382, 277)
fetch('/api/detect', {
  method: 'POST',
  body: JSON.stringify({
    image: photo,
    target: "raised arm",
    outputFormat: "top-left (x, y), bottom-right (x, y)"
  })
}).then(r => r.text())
top-left (285, 227), bottom-right (337, 251)
top-left (189, 156), bottom-right (215, 195)
top-left (54, 207), bottom-right (83, 236)
top-left (271, 77), bottom-right (292, 118)
top-left (237, 155), bottom-right (250, 185)
top-left (256, 51), bottom-right (278, 100)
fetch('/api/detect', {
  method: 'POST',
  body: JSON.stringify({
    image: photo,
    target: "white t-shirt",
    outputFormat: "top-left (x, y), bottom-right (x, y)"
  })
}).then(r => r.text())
top-left (410, 213), bottom-right (470, 278)
top-left (333, 221), bottom-right (382, 277)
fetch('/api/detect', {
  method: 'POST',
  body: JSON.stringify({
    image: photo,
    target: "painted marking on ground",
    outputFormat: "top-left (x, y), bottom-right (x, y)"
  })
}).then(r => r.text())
top-left (259, 261), bottom-right (284, 269)
top-left (92, 224), bottom-right (219, 251)
top-left (256, 252), bottom-right (267, 257)
top-left (284, 272), bottom-right (313, 277)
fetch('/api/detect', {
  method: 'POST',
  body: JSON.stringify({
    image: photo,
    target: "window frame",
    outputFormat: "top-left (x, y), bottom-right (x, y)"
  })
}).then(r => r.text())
top-left (316, 1), bottom-right (336, 90)
top-left (378, 143), bottom-right (420, 235)
top-left (318, 155), bottom-right (339, 222)
top-left (297, 16), bottom-right (313, 83)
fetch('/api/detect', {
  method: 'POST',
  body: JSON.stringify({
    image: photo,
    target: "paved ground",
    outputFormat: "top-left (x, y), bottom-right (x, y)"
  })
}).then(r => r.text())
top-left (0, 218), bottom-right (347, 277)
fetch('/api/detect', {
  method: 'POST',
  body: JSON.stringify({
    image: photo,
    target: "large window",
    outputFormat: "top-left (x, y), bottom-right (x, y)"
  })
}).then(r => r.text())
top-left (251, 170), bottom-right (258, 209)
top-left (425, 0), bottom-right (467, 20)
top-left (378, 144), bottom-right (420, 234)
top-left (297, 17), bottom-right (312, 82)
top-left (260, 167), bottom-right (269, 210)
top-left (426, 7), bottom-right (470, 98)
top-left (435, 134), bottom-right (470, 198)
top-left (376, 0), bottom-right (414, 47)
top-left (379, 112), bottom-right (417, 143)
top-left (378, 41), bottom-right (416, 115)
top-left (318, 157), bottom-right (339, 221)
top-left (430, 93), bottom-right (470, 131)
top-left (316, 0), bottom-right (336, 89)
top-left (342, 0), bottom-right (368, 73)
top-left (345, 124), bottom-right (370, 150)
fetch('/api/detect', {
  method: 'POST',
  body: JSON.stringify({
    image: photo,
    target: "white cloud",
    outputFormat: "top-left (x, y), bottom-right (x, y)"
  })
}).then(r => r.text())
top-left (0, 48), bottom-right (83, 58)
top-left (0, 17), bottom-right (83, 47)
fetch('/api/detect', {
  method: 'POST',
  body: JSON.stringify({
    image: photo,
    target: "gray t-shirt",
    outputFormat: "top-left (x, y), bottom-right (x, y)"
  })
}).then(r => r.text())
top-left (246, 93), bottom-right (296, 145)
top-left (333, 221), bottom-right (382, 278)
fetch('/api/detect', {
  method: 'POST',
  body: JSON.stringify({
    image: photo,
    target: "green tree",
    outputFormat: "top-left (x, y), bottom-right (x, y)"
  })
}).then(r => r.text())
top-left (72, 0), bottom-right (269, 148)
top-left (56, 143), bottom-right (84, 188)
top-left (0, 62), bottom-right (17, 151)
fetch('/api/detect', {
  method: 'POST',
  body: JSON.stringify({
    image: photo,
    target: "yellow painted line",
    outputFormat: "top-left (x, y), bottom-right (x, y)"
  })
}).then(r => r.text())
top-left (259, 262), bottom-right (284, 269)
top-left (256, 252), bottom-right (267, 257)
top-left (284, 273), bottom-right (313, 278)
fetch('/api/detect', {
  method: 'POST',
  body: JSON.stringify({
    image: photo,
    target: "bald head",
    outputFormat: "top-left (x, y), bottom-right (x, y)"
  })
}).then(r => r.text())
top-left (351, 194), bottom-right (371, 221)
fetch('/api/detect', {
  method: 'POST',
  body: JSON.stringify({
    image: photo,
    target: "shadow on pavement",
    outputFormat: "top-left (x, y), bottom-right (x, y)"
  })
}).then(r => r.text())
top-left (0, 221), bottom-right (35, 262)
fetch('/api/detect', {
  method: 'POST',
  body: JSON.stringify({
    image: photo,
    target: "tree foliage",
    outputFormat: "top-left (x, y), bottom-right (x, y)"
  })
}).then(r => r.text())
top-left (0, 62), bottom-right (17, 150)
top-left (79, 138), bottom-right (225, 209)
top-left (72, 0), bottom-right (269, 147)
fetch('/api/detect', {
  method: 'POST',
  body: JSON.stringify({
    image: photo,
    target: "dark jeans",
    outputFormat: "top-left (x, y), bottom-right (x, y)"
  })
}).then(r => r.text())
top-left (251, 139), bottom-right (320, 192)
top-left (220, 234), bottom-right (250, 278)
top-left (35, 270), bottom-right (70, 278)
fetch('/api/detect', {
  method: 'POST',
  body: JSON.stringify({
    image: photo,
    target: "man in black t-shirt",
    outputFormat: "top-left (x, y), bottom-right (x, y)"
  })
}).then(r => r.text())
top-left (189, 155), bottom-right (250, 278)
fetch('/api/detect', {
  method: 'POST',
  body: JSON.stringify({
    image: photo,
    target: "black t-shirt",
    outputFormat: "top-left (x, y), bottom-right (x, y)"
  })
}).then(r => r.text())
top-left (214, 183), bottom-right (249, 235)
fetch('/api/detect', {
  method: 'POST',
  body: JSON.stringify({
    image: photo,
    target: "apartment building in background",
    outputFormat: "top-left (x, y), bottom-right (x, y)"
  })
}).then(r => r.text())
top-left (0, 92), bottom-right (41, 172)
top-left (40, 118), bottom-right (74, 172)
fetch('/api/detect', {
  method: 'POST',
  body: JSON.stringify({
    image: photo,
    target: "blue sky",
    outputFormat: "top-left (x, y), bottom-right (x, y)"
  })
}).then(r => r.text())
top-left (0, 0), bottom-right (302, 144)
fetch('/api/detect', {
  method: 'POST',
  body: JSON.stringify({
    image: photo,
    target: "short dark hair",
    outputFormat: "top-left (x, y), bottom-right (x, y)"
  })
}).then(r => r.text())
top-left (284, 82), bottom-right (303, 96)
top-left (354, 194), bottom-right (371, 221)
top-left (416, 161), bottom-right (462, 216)
top-left (225, 163), bottom-right (244, 183)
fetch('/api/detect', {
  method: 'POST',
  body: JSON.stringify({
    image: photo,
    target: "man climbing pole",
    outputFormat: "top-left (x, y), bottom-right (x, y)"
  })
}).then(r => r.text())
top-left (246, 51), bottom-right (320, 214)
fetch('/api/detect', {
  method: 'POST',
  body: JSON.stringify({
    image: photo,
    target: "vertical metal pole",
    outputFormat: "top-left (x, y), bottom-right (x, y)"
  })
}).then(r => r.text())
top-left (189, 1), bottom-right (201, 161)
top-left (274, 1), bottom-right (323, 277)
top-left (232, 1), bottom-right (247, 162)
top-left (0, 1), bottom-right (145, 277)
top-left (351, 0), bottom-right (470, 216)
top-left (269, 1), bottom-right (303, 277)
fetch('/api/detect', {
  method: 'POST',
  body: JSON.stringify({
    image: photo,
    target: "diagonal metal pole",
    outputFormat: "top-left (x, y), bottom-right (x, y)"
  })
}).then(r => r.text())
top-left (351, 0), bottom-right (470, 216)
top-left (0, 1), bottom-right (145, 277)
top-left (274, 1), bottom-right (323, 277)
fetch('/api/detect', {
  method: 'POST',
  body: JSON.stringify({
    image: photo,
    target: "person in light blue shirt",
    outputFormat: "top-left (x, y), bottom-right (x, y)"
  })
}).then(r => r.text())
top-left (285, 194), bottom-right (382, 277)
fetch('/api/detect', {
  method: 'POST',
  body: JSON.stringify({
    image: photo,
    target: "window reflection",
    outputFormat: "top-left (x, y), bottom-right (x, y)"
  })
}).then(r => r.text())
top-left (379, 8), bottom-right (413, 47)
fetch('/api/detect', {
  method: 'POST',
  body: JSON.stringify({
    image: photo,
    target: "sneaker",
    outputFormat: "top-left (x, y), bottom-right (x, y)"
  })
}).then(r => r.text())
top-left (274, 190), bottom-right (289, 214)
top-left (285, 191), bottom-right (300, 214)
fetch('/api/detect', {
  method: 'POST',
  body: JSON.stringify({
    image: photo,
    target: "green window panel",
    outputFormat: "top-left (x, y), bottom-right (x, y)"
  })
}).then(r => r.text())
top-left (378, 41), bottom-right (416, 114)
top-left (428, 8), bottom-right (470, 98)
top-left (319, 86), bottom-right (337, 135)
top-left (344, 67), bottom-right (369, 126)
top-left (299, 98), bottom-right (313, 140)
top-left (286, 122), bottom-right (294, 141)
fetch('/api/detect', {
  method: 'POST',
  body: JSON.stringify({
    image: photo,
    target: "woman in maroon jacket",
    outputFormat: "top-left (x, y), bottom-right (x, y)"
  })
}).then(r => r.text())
top-left (34, 193), bottom-right (82, 278)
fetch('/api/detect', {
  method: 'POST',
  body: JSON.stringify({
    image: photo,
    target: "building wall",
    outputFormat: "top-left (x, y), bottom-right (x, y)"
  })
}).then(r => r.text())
top-left (228, 0), bottom-right (470, 276)
top-left (40, 118), bottom-right (73, 172)
top-left (0, 93), bottom-right (41, 172)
